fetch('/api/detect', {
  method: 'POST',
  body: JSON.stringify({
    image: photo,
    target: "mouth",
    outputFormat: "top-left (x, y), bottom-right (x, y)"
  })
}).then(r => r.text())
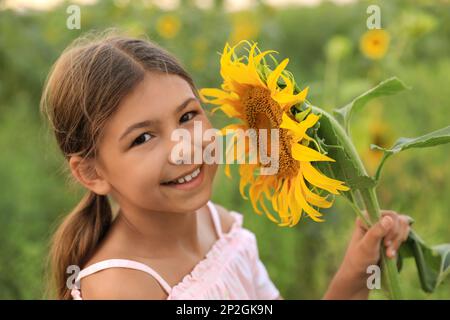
top-left (160, 165), bottom-right (205, 190)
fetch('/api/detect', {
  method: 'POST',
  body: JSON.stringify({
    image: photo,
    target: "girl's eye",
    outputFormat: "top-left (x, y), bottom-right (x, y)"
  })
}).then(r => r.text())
top-left (180, 111), bottom-right (198, 124)
top-left (131, 133), bottom-right (153, 147)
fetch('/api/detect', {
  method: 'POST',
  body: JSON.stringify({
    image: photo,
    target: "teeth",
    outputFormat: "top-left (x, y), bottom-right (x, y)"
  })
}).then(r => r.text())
top-left (171, 167), bottom-right (201, 184)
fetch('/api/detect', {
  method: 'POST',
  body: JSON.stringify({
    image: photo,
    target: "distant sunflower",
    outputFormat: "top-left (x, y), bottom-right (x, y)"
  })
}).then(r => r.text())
top-left (200, 41), bottom-right (349, 226)
top-left (229, 13), bottom-right (260, 46)
top-left (156, 14), bottom-right (181, 39)
top-left (360, 29), bottom-right (390, 60)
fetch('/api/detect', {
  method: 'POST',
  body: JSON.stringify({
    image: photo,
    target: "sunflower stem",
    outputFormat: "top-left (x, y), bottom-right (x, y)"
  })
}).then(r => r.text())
top-left (311, 106), bottom-right (403, 300)
top-left (359, 188), bottom-right (403, 300)
top-left (342, 193), bottom-right (371, 227)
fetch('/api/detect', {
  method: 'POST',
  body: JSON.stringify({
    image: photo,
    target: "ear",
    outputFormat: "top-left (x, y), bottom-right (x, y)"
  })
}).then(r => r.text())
top-left (69, 156), bottom-right (111, 195)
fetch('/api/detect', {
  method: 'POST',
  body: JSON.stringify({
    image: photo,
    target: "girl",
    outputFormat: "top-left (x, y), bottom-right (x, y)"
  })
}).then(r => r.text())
top-left (42, 32), bottom-right (411, 300)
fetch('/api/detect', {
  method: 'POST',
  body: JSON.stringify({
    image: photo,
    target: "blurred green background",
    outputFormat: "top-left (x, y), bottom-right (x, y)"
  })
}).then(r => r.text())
top-left (0, 0), bottom-right (449, 299)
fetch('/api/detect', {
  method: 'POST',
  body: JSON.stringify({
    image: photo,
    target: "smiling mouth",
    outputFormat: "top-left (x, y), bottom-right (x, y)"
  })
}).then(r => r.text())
top-left (160, 165), bottom-right (203, 185)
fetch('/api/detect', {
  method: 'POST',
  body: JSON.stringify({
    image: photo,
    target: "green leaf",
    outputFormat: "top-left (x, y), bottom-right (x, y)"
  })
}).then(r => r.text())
top-left (398, 230), bottom-right (450, 293)
top-left (346, 175), bottom-right (377, 189)
top-left (310, 105), bottom-right (372, 202)
top-left (371, 125), bottom-right (450, 181)
top-left (333, 77), bottom-right (409, 132)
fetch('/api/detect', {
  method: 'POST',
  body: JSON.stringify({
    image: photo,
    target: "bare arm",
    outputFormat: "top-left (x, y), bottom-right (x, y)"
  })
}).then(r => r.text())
top-left (323, 211), bottom-right (411, 300)
top-left (81, 267), bottom-right (168, 300)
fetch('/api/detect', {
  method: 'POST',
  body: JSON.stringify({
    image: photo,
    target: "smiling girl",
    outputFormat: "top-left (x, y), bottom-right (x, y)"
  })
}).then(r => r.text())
top-left (42, 32), bottom-right (410, 300)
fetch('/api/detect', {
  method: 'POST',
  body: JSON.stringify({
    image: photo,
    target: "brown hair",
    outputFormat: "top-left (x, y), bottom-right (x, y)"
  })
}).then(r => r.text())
top-left (41, 31), bottom-right (197, 299)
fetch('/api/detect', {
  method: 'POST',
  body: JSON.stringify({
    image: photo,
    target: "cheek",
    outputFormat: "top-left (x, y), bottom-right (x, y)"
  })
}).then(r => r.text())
top-left (106, 147), bottom-right (165, 195)
top-left (197, 116), bottom-right (216, 147)
top-left (205, 162), bottom-right (218, 183)
top-left (196, 116), bottom-right (219, 178)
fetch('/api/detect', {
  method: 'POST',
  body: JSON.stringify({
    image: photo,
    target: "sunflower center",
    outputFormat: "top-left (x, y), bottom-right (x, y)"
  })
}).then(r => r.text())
top-left (242, 87), bottom-right (299, 178)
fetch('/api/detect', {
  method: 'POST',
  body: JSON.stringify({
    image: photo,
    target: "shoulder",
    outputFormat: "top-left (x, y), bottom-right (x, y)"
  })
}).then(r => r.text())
top-left (212, 203), bottom-right (237, 234)
top-left (80, 266), bottom-right (167, 300)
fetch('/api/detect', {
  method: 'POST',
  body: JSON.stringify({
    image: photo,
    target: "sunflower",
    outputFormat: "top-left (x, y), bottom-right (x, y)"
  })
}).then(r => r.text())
top-left (229, 13), bottom-right (260, 46)
top-left (156, 14), bottom-right (181, 39)
top-left (360, 29), bottom-right (390, 60)
top-left (200, 41), bottom-right (349, 226)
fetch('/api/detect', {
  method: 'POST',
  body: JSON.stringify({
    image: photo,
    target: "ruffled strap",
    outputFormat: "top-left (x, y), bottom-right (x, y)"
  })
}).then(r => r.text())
top-left (229, 211), bottom-right (243, 228)
top-left (207, 201), bottom-right (245, 239)
top-left (207, 200), bottom-right (223, 238)
top-left (167, 209), bottom-right (246, 299)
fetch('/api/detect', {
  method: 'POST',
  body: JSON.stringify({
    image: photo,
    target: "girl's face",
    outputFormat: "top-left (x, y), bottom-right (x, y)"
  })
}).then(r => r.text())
top-left (95, 72), bottom-right (218, 214)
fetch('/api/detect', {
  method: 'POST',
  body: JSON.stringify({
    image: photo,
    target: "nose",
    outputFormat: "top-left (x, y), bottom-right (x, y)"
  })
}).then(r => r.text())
top-left (167, 123), bottom-right (206, 165)
top-left (167, 130), bottom-right (194, 165)
top-left (168, 144), bottom-right (189, 165)
top-left (173, 158), bottom-right (186, 165)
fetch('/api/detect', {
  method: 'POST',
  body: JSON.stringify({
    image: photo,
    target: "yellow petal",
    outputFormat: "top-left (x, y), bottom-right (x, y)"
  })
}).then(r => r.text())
top-left (245, 43), bottom-right (266, 87)
top-left (253, 49), bottom-right (277, 66)
top-left (272, 86), bottom-right (309, 107)
top-left (294, 177), bottom-right (324, 221)
top-left (224, 63), bottom-right (261, 87)
top-left (288, 180), bottom-right (303, 225)
top-left (279, 182), bottom-right (289, 219)
top-left (266, 58), bottom-right (289, 92)
top-left (301, 161), bottom-right (350, 194)
top-left (211, 104), bottom-right (241, 118)
top-left (291, 143), bottom-right (335, 162)
top-left (298, 174), bottom-right (333, 208)
top-left (249, 183), bottom-right (264, 215)
top-left (280, 112), bottom-right (319, 142)
top-left (279, 74), bottom-right (293, 94)
top-left (239, 164), bottom-right (254, 199)
top-left (200, 88), bottom-right (230, 101)
top-left (271, 179), bottom-right (284, 213)
top-left (224, 163), bottom-right (231, 178)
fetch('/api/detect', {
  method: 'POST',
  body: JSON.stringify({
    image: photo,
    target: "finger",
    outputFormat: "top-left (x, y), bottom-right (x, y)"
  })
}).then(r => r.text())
top-left (405, 215), bottom-right (415, 226)
top-left (352, 217), bottom-right (368, 242)
top-left (397, 215), bottom-right (411, 241)
top-left (386, 246), bottom-right (397, 259)
top-left (389, 216), bottom-right (411, 252)
top-left (391, 235), bottom-right (404, 253)
top-left (381, 211), bottom-right (400, 244)
top-left (361, 215), bottom-right (394, 252)
top-left (360, 210), bottom-right (371, 226)
top-left (384, 218), bottom-right (400, 245)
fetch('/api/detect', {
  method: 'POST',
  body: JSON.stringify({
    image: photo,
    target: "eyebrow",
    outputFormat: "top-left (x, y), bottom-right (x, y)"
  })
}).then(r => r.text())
top-left (119, 97), bottom-right (199, 141)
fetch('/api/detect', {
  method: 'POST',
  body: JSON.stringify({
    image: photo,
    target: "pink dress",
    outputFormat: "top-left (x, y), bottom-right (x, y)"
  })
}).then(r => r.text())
top-left (71, 201), bottom-right (280, 300)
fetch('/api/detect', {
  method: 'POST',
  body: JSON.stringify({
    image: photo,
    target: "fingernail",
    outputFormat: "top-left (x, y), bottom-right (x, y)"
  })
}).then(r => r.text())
top-left (391, 249), bottom-right (396, 257)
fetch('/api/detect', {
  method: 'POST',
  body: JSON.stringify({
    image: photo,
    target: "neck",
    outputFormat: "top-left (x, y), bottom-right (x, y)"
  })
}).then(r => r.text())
top-left (112, 202), bottom-right (205, 258)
